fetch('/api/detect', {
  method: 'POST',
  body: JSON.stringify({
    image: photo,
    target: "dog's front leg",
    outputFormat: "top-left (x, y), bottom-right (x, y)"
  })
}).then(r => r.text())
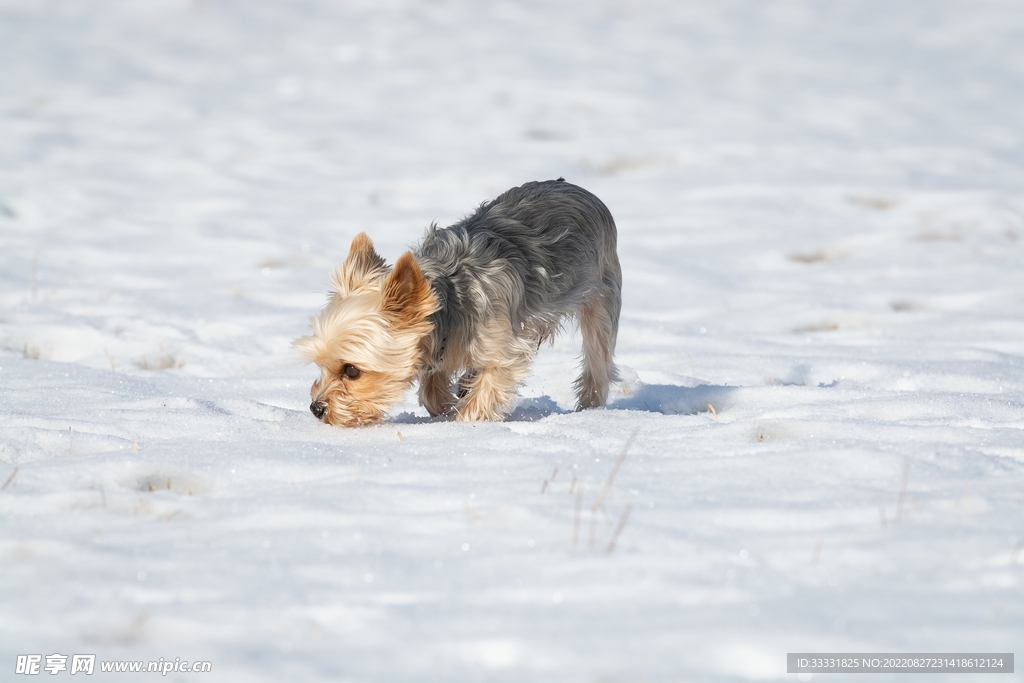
top-left (418, 368), bottom-right (456, 417)
top-left (456, 369), bottom-right (478, 399)
top-left (454, 357), bottom-right (531, 421)
top-left (455, 366), bottom-right (511, 421)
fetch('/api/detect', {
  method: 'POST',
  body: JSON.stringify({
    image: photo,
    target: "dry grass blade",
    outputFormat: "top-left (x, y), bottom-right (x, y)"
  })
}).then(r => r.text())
top-left (541, 467), bottom-right (559, 493)
top-left (809, 534), bottom-right (823, 565)
top-left (894, 460), bottom-right (910, 523)
top-left (1, 466), bottom-right (18, 490)
top-left (591, 428), bottom-right (639, 514)
top-left (606, 504), bottom-right (633, 554)
top-left (790, 251), bottom-right (830, 264)
top-left (847, 195), bottom-right (898, 210)
top-left (705, 402), bottom-right (718, 420)
top-left (792, 322), bottom-right (839, 333)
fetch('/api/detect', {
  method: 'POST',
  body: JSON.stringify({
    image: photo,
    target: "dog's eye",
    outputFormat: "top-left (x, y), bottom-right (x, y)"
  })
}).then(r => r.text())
top-left (342, 364), bottom-right (362, 380)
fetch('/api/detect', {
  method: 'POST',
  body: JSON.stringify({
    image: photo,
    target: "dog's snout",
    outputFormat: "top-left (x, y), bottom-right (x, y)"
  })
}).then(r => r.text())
top-left (310, 401), bottom-right (327, 420)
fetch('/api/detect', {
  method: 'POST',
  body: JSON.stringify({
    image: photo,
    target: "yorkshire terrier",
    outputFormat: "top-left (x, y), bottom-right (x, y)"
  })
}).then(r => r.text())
top-left (294, 179), bottom-right (621, 426)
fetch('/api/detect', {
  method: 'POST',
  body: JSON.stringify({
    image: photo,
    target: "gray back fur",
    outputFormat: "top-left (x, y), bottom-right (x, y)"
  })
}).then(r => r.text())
top-left (414, 179), bottom-right (621, 367)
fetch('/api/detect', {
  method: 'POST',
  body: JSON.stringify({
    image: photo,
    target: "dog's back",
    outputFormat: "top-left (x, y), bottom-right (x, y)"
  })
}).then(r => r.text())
top-left (416, 179), bottom-right (619, 330)
top-left (415, 179), bottom-right (621, 412)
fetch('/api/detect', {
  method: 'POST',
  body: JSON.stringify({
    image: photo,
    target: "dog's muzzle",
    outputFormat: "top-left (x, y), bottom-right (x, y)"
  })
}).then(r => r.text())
top-left (310, 401), bottom-right (327, 420)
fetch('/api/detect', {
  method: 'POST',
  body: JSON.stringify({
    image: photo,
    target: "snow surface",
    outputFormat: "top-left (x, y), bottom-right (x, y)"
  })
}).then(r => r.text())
top-left (2, 1), bottom-right (1023, 681)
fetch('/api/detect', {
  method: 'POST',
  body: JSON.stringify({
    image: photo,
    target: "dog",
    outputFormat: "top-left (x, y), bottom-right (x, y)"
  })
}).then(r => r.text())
top-left (294, 179), bottom-right (621, 426)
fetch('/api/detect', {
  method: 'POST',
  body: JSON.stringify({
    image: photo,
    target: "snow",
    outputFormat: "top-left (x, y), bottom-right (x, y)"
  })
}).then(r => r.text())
top-left (2, 0), bottom-right (1023, 681)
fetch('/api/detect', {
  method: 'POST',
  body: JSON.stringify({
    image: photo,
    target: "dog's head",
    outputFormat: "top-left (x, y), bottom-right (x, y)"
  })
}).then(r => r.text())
top-left (294, 233), bottom-right (437, 426)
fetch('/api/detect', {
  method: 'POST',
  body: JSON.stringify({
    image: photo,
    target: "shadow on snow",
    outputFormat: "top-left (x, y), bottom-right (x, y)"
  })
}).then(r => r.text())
top-left (391, 384), bottom-right (735, 424)
top-left (609, 383), bottom-right (736, 416)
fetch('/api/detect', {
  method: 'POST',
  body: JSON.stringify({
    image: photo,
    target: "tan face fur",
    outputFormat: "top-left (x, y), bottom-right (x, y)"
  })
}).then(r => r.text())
top-left (293, 233), bottom-right (438, 427)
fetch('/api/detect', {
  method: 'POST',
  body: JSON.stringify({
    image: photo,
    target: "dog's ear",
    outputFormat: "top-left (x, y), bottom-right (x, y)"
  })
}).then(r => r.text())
top-left (291, 333), bottom-right (323, 363)
top-left (333, 232), bottom-right (387, 294)
top-left (381, 252), bottom-right (437, 328)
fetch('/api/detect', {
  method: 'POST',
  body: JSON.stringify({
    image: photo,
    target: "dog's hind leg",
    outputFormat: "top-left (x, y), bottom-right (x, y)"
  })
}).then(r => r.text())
top-left (574, 283), bottom-right (620, 410)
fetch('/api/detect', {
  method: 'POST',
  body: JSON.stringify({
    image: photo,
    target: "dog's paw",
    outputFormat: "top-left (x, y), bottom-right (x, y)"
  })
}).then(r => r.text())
top-left (454, 402), bottom-right (505, 422)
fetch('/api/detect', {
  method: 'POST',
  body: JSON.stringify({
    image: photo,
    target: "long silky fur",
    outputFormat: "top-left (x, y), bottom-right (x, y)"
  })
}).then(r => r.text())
top-left (296, 179), bottom-right (622, 426)
top-left (415, 179), bottom-right (621, 392)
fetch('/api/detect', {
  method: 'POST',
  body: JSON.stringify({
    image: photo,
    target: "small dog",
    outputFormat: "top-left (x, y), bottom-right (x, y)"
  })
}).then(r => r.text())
top-left (294, 179), bottom-right (621, 426)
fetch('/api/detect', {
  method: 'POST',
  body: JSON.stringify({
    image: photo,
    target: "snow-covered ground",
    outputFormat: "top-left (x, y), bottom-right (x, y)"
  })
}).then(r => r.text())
top-left (2, 1), bottom-right (1023, 681)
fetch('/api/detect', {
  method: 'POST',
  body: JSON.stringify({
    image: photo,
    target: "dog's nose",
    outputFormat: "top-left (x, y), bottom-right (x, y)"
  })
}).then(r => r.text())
top-left (310, 401), bottom-right (327, 420)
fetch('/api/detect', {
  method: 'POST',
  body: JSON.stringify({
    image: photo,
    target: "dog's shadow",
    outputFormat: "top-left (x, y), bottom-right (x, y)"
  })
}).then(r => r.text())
top-left (391, 412), bottom-right (445, 425)
top-left (609, 383), bottom-right (736, 416)
top-left (508, 385), bottom-right (736, 420)
top-left (506, 395), bottom-right (566, 422)
top-left (390, 384), bottom-right (735, 423)
top-left (391, 396), bottom-right (565, 424)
